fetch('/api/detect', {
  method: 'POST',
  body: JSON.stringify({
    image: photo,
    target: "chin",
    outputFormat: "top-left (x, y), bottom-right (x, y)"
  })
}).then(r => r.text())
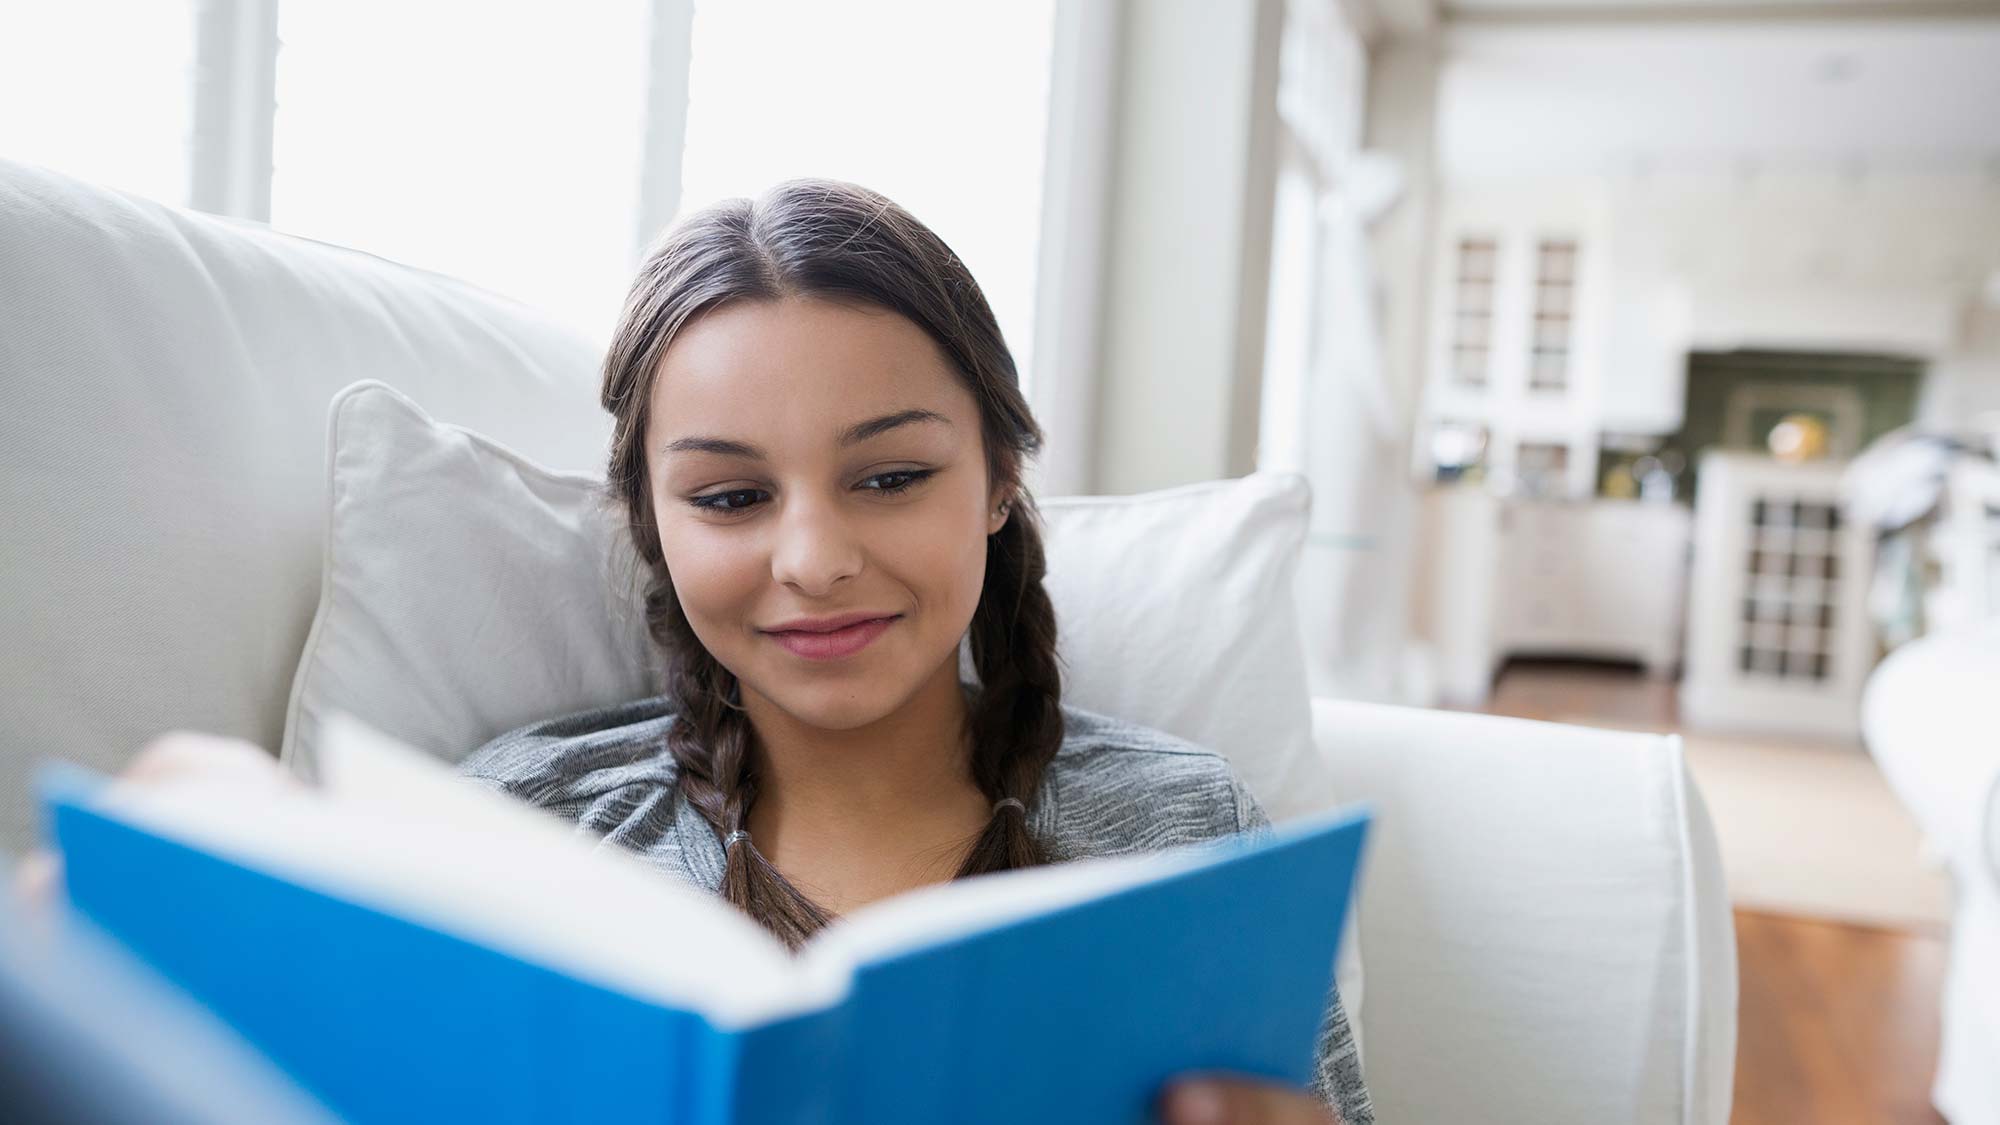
top-left (758, 675), bottom-right (904, 732)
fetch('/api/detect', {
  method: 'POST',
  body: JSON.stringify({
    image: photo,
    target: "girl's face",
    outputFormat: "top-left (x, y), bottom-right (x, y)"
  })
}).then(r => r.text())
top-left (645, 296), bottom-right (1009, 731)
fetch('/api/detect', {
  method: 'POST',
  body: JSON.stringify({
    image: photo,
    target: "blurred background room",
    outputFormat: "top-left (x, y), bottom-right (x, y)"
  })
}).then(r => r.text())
top-left (5, 1), bottom-right (1999, 1122)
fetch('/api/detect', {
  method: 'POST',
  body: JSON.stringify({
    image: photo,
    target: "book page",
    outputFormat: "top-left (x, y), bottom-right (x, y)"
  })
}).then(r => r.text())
top-left (797, 839), bottom-right (1227, 976)
top-left (84, 713), bottom-right (849, 1028)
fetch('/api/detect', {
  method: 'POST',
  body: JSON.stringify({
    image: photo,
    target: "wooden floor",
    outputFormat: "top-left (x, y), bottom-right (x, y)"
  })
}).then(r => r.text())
top-left (1476, 661), bottom-right (1950, 1125)
top-left (1733, 910), bottom-right (1947, 1125)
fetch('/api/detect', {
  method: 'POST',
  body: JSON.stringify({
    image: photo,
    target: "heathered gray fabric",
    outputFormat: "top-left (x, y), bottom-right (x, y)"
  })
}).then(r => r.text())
top-left (457, 688), bottom-right (1374, 1124)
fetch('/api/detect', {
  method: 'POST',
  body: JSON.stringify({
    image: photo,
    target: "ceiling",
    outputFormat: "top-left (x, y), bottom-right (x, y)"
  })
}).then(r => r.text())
top-left (1352, 0), bottom-right (2000, 37)
top-left (1445, 0), bottom-right (2000, 15)
top-left (1432, 18), bottom-right (2000, 177)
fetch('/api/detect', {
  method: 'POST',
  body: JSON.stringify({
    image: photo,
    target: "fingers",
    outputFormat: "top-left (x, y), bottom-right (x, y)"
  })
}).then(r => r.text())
top-left (1158, 1076), bottom-right (1341, 1125)
top-left (118, 731), bottom-right (301, 793)
top-left (8, 732), bottom-right (293, 924)
top-left (1160, 1079), bottom-right (1231, 1125)
top-left (10, 848), bottom-right (63, 911)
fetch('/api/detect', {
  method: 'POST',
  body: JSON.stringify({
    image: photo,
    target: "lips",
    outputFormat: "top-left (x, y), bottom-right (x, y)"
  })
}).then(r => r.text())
top-left (764, 615), bottom-right (898, 661)
top-left (762, 610), bottom-right (897, 634)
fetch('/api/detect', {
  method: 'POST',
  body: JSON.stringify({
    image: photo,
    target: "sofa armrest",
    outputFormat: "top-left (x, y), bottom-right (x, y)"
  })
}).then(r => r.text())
top-left (1313, 697), bottom-right (1735, 1125)
top-left (1862, 620), bottom-right (2000, 891)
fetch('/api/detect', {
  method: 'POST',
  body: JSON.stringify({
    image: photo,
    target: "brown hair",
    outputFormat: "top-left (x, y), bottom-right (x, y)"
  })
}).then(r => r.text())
top-left (598, 178), bottom-right (1064, 951)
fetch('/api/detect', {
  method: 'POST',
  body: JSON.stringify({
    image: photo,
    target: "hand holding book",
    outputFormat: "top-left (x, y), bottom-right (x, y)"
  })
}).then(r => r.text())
top-left (11, 730), bottom-right (301, 915)
top-left (1158, 1074), bottom-right (1347, 1124)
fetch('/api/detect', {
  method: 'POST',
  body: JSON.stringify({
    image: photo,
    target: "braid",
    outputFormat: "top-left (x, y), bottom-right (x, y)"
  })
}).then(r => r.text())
top-left (957, 494), bottom-right (1065, 874)
top-left (648, 578), bottom-right (833, 953)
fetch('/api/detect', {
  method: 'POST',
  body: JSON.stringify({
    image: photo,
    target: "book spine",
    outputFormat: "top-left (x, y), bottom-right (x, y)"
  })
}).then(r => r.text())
top-left (692, 1000), bottom-right (850, 1125)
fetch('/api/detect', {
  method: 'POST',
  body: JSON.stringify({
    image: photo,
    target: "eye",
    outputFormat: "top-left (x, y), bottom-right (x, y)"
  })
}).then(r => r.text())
top-left (687, 487), bottom-right (767, 514)
top-left (686, 469), bottom-right (936, 517)
top-left (862, 469), bottom-right (936, 495)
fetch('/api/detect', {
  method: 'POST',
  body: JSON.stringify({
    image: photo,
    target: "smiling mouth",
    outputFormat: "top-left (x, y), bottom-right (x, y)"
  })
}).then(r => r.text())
top-left (763, 615), bottom-right (899, 661)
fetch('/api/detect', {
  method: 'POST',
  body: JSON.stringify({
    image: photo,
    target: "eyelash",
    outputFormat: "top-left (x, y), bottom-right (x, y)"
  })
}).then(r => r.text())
top-left (687, 469), bottom-right (937, 515)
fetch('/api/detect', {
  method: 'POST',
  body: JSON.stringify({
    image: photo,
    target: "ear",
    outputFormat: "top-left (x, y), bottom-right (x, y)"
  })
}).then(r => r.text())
top-left (986, 486), bottom-right (1013, 537)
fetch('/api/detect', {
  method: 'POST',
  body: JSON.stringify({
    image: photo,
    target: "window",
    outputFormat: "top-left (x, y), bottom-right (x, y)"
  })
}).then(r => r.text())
top-left (6, 2), bottom-right (1062, 367)
top-left (680, 0), bottom-right (1057, 394)
top-left (1257, 156), bottom-right (1319, 475)
top-left (1256, 0), bottom-right (1366, 474)
top-left (0, 3), bottom-right (199, 206)
top-left (269, 0), bottom-right (654, 344)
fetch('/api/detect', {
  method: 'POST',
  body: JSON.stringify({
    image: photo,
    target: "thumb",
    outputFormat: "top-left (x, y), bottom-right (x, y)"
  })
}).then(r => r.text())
top-left (1160, 1076), bottom-right (1341, 1125)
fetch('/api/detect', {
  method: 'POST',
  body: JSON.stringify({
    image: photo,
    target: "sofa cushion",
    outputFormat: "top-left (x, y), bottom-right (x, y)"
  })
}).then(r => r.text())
top-left (281, 381), bottom-right (1338, 825)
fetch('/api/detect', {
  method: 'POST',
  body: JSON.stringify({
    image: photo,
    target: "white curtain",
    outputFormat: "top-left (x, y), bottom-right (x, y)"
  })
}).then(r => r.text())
top-left (1292, 166), bottom-right (1415, 703)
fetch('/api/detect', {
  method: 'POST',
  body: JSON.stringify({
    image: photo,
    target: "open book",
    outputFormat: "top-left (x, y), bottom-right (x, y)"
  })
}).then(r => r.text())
top-left (38, 712), bottom-right (1370, 1125)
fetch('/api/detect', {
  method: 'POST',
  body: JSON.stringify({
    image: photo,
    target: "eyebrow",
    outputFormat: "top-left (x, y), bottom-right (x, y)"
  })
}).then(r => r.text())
top-left (660, 408), bottom-right (953, 460)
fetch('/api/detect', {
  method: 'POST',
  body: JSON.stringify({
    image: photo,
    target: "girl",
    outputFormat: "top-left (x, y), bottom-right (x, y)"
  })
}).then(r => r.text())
top-left (18, 178), bottom-right (1371, 1125)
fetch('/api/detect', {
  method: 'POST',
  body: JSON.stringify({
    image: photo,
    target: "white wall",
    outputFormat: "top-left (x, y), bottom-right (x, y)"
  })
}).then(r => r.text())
top-left (1591, 168), bottom-right (2000, 431)
top-left (1362, 37), bottom-right (1442, 437)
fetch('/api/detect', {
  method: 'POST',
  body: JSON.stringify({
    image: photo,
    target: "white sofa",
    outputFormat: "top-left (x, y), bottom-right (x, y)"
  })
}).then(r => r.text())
top-left (0, 158), bottom-right (1736, 1124)
top-left (1863, 620), bottom-right (2000, 1125)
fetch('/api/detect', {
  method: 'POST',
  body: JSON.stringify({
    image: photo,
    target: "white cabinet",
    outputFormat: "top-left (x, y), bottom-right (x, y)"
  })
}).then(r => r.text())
top-left (1497, 500), bottom-right (1690, 673)
top-left (1418, 209), bottom-right (1610, 500)
top-left (1419, 489), bottom-right (1692, 706)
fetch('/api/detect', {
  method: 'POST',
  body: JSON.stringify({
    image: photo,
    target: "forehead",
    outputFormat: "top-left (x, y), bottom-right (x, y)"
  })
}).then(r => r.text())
top-left (649, 296), bottom-right (973, 440)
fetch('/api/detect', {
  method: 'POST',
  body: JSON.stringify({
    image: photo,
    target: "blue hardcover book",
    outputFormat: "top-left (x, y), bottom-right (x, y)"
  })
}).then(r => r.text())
top-left (0, 866), bottom-right (344, 1125)
top-left (39, 713), bottom-right (1369, 1125)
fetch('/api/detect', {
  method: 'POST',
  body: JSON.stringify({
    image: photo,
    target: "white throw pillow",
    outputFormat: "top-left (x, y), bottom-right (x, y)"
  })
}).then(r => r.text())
top-left (282, 380), bottom-right (1337, 827)
top-left (1036, 481), bottom-right (1333, 824)
top-left (280, 381), bottom-right (660, 781)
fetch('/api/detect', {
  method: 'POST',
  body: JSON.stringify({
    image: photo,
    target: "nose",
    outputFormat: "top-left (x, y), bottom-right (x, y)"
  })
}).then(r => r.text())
top-left (768, 491), bottom-right (864, 597)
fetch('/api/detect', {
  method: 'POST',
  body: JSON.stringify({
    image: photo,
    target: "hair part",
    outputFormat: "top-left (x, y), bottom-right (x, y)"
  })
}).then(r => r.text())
top-left (597, 178), bottom-right (1064, 952)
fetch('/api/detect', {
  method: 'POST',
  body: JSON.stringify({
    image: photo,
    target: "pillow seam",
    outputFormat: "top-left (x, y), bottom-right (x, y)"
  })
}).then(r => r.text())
top-left (279, 380), bottom-right (370, 777)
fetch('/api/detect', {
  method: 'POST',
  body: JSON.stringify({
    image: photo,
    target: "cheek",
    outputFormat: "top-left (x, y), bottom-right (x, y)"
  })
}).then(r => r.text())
top-left (653, 515), bottom-right (763, 641)
top-left (895, 496), bottom-right (993, 622)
